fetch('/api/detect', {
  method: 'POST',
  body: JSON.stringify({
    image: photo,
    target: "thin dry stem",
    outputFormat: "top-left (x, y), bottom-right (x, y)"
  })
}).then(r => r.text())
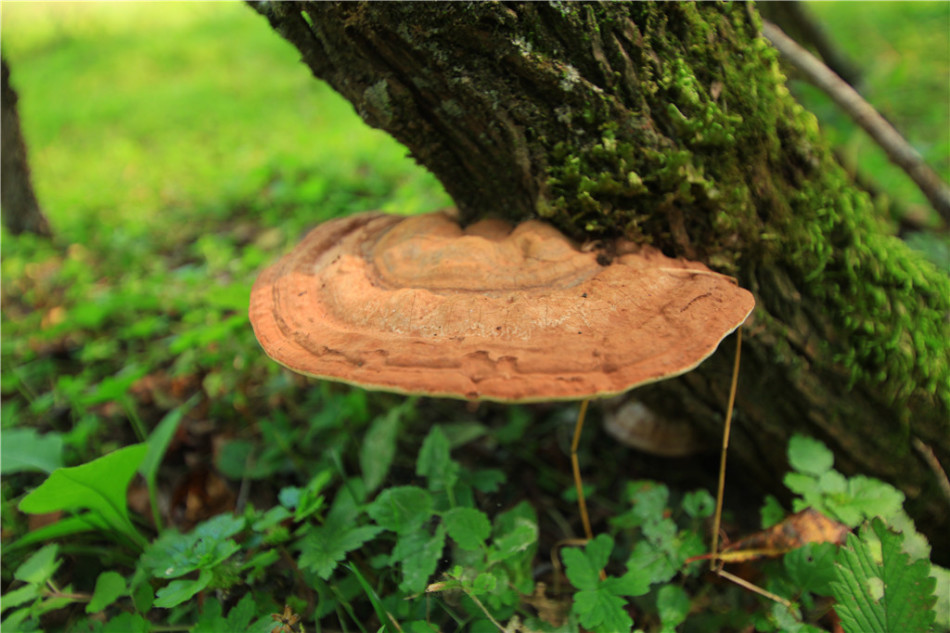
top-left (710, 326), bottom-right (743, 568)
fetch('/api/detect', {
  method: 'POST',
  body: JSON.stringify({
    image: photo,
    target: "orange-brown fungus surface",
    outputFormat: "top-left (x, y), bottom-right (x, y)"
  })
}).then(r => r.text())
top-left (249, 210), bottom-right (755, 402)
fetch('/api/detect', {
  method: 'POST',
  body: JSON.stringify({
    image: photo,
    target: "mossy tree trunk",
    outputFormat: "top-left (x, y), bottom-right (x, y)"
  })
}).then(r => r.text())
top-left (252, 2), bottom-right (950, 559)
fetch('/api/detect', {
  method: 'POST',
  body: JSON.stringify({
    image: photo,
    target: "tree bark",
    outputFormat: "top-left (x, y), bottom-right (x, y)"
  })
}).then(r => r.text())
top-left (1, 58), bottom-right (52, 238)
top-left (251, 1), bottom-right (950, 560)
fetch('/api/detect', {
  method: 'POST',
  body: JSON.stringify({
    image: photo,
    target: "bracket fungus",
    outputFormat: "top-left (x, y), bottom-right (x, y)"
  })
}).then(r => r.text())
top-left (250, 209), bottom-right (755, 542)
top-left (249, 210), bottom-right (754, 403)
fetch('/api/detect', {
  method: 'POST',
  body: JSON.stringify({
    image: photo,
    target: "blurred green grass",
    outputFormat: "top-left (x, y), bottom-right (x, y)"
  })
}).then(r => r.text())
top-left (797, 2), bottom-right (949, 220)
top-left (1, 2), bottom-right (450, 239)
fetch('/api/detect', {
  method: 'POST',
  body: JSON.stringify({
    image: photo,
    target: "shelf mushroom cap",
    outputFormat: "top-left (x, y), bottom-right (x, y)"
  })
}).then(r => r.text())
top-left (249, 210), bottom-right (755, 403)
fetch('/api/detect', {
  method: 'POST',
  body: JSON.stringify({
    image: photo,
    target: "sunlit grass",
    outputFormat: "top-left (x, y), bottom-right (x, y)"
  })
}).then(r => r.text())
top-left (2, 2), bottom-right (449, 238)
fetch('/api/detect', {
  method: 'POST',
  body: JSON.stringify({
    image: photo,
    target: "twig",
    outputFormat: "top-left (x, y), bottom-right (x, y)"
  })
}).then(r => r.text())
top-left (912, 438), bottom-right (950, 507)
top-left (762, 21), bottom-right (950, 224)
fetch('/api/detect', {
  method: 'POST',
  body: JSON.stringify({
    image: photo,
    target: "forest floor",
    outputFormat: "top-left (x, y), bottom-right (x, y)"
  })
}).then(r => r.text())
top-left (1, 3), bottom-right (947, 632)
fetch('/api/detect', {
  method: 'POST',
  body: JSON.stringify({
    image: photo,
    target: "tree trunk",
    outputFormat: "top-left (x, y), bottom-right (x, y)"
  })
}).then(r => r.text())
top-left (1, 58), bottom-right (52, 238)
top-left (252, 2), bottom-right (950, 560)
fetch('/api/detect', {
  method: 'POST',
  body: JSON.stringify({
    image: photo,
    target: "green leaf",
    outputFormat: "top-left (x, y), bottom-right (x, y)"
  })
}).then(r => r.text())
top-left (392, 524), bottom-right (446, 593)
top-left (657, 584), bottom-right (690, 633)
top-left (784, 542), bottom-right (838, 596)
top-left (602, 569), bottom-right (651, 598)
top-left (141, 398), bottom-right (196, 530)
top-left (627, 539), bottom-right (677, 586)
top-left (681, 489), bottom-right (715, 519)
top-left (367, 485), bottom-right (433, 534)
top-left (294, 469), bottom-right (333, 522)
top-left (0, 428), bottom-right (63, 474)
top-left (140, 513), bottom-right (245, 579)
top-left (225, 593), bottom-right (257, 631)
top-left (443, 507), bottom-right (491, 551)
top-left (573, 588), bottom-right (632, 632)
top-left (788, 435), bottom-right (835, 476)
top-left (831, 518), bottom-right (937, 633)
top-left (0, 583), bottom-right (40, 614)
top-left (563, 534), bottom-right (613, 591)
top-left (298, 520), bottom-right (383, 580)
top-left (348, 563), bottom-right (400, 633)
top-left (86, 571), bottom-right (127, 613)
top-left (18, 444), bottom-right (148, 547)
top-left (416, 426), bottom-right (459, 493)
top-left (831, 476), bottom-right (904, 527)
top-left (360, 405), bottom-right (403, 492)
top-left (14, 544), bottom-right (60, 585)
top-left (154, 568), bottom-right (213, 609)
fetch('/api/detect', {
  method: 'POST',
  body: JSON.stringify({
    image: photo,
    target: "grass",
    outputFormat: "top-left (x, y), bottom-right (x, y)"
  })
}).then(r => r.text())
top-left (1, 3), bottom-right (947, 632)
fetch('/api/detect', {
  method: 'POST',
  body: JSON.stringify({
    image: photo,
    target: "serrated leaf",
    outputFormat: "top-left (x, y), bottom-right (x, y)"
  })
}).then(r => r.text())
top-left (360, 406), bottom-right (402, 492)
top-left (86, 571), bottom-right (127, 613)
top-left (392, 524), bottom-right (446, 593)
top-left (602, 570), bottom-right (650, 598)
top-left (443, 507), bottom-right (491, 551)
top-left (829, 476), bottom-right (904, 527)
top-left (18, 444), bottom-right (148, 547)
top-left (832, 518), bottom-right (937, 633)
top-left (563, 534), bottom-right (613, 591)
top-left (788, 435), bottom-right (834, 476)
top-left (367, 485), bottom-right (433, 534)
top-left (573, 588), bottom-right (632, 632)
top-left (226, 593), bottom-right (257, 631)
top-left (785, 542), bottom-right (838, 596)
top-left (154, 568), bottom-right (213, 608)
top-left (0, 428), bottom-right (63, 474)
top-left (298, 520), bottom-right (383, 580)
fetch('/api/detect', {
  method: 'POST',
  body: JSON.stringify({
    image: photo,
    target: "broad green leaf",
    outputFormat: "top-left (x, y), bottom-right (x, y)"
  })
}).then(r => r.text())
top-left (832, 476), bottom-right (904, 527)
top-left (298, 520), bottom-right (383, 580)
top-left (367, 485), bottom-right (433, 533)
top-left (14, 544), bottom-right (60, 585)
top-left (0, 428), bottom-right (63, 474)
top-left (443, 507), bottom-right (491, 551)
top-left (392, 524), bottom-right (446, 594)
top-left (563, 534), bottom-right (613, 592)
top-left (360, 406), bottom-right (402, 492)
top-left (18, 444), bottom-right (148, 547)
top-left (657, 584), bottom-right (690, 633)
top-left (416, 427), bottom-right (459, 493)
top-left (573, 588), bottom-right (632, 632)
top-left (832, 518), bottom-right (936, 633)
top-left (154, 568), bottom-right (213, 609)
top-left (86, 571), bottom-right (127, 613)
top-left (788, 435), bottom-right (834, 476)
top-left (785, 542), bottom-right (838, 596)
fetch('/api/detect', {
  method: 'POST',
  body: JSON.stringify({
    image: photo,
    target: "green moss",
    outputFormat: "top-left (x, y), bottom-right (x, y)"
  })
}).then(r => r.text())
top-left (538, 2), bottom-right (949, 417)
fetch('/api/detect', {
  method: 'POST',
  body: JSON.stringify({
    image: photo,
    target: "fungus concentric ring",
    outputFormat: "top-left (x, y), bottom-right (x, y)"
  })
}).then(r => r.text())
top-left (249, 210), bottom-right (754, 403)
